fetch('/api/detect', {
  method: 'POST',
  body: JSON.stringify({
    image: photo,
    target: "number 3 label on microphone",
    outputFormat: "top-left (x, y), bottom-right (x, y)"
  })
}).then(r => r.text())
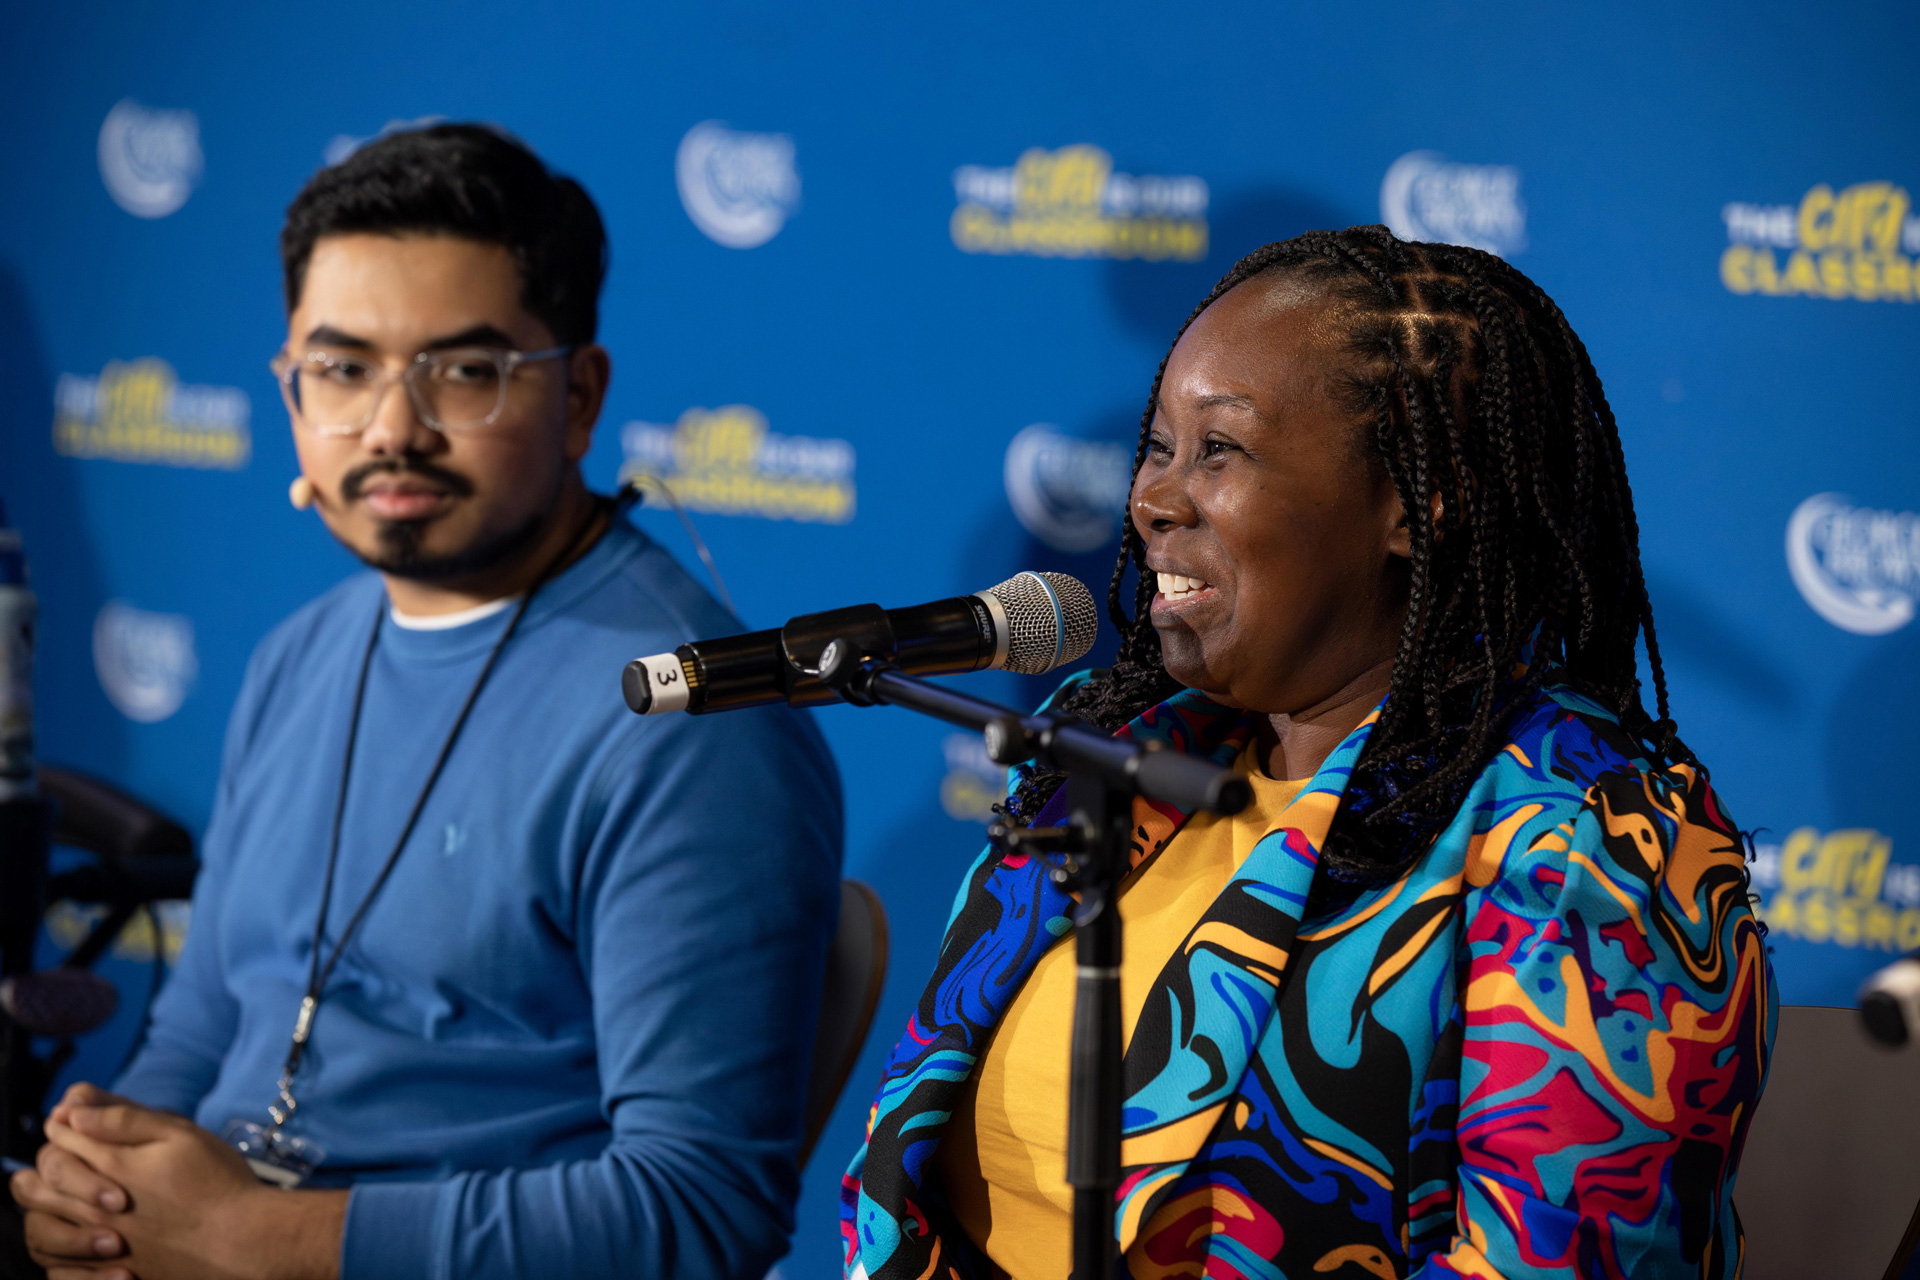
top-left (628, 652), bottom-right (692, 714)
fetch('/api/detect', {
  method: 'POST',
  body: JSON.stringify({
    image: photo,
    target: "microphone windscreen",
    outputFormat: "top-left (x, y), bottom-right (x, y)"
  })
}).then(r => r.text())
top-left (982, 572), bottom-right (1097, 675)
top-left (0, 969), bottom-right (120, 1037)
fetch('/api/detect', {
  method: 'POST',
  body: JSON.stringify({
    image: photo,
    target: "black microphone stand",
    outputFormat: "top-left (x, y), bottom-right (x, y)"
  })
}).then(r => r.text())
top-left (814, 637), bottom-right (1248, 1280)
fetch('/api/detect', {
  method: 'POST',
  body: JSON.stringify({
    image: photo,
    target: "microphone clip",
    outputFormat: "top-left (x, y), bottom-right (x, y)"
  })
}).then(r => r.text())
top-left (985, 818), bottom-right (1093, 888)
top-left (784, 607), bottom-right (896, 689)
top-left (815, 635), bottom-right (892, 707)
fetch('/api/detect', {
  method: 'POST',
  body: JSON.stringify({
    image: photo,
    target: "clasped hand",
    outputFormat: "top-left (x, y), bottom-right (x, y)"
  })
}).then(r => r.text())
top-left (7, 1082), bottom-right (338, 1280)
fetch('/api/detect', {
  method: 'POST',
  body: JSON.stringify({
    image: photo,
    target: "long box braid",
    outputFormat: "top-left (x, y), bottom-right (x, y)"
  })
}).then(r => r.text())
top-left (1004, 225), bottom-right (1689, 885)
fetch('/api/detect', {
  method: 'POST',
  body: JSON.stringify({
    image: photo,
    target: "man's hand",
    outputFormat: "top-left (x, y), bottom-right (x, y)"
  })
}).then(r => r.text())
top-left (10, 1084), bottom-right (134, 1280)
top-left (38, 1088), bottom-right (346, 1280)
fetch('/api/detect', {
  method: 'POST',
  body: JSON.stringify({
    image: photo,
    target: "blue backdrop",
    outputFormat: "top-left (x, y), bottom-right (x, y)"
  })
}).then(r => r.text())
top-left (2, 3), bottom-right (1917, 1274)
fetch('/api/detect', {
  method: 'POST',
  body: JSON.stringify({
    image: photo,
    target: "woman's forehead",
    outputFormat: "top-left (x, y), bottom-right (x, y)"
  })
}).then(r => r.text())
top-left (1162, 279), bottom-right (1349, 415)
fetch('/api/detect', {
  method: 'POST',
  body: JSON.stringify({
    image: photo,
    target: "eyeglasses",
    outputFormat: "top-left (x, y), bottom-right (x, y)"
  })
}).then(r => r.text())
top-left (270, 345), bottom-right (574, 436)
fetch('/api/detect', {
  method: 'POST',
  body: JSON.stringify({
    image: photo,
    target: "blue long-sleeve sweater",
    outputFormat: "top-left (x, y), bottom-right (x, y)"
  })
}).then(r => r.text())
top-left (115, 518), bottom-right (844, 1280)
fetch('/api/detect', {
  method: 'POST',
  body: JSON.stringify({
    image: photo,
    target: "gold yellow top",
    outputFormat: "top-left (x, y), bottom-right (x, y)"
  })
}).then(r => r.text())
top-left (933, 740), bottom-right (1307, 1279)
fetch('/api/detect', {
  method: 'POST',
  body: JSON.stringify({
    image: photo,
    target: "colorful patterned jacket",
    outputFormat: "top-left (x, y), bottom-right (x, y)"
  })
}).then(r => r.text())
top-left (841, 679), bottom-right (1775, 1279)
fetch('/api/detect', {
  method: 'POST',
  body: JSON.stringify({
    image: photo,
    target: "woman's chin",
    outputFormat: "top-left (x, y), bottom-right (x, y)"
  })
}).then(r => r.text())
top-left (1151, 647), bottom-right (1239, 709)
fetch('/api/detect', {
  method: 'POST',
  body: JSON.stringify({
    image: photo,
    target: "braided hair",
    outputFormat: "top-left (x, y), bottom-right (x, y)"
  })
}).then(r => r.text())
top-left (1004, 225), bottom-right (1688, 885)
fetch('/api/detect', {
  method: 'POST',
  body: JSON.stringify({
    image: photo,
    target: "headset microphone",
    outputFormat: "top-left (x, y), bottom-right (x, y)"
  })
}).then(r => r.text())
top-left (624, 571), bottom-right (1098, 716)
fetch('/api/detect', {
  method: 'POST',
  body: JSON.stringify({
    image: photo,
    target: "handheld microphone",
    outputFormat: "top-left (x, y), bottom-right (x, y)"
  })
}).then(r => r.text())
top-left (624, 571), bottom-right (1097, 715)
top-left (1860, 951), bottom-right (1920, 1046)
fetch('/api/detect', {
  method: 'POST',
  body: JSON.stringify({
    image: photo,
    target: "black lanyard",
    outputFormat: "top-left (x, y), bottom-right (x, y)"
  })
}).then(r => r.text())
top-left (266, 490), bottom-right (630, 1135)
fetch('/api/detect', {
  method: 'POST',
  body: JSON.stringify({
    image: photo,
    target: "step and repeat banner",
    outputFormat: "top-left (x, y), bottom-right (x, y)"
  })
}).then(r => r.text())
top-left (1, 3), bottom-right (1915, 1273)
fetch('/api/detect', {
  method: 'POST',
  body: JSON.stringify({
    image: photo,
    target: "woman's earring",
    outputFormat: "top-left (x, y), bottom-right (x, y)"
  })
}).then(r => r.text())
top-left (288, 476), bottom-right (317, 510)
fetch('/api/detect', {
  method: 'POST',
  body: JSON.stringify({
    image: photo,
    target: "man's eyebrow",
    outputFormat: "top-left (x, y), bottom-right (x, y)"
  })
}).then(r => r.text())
top-left (299, 323), bottom-right (520, 352)
top-left (303, 324), bottom-right (372, 349)
top-left (422, 324), bottom-right (518, 351)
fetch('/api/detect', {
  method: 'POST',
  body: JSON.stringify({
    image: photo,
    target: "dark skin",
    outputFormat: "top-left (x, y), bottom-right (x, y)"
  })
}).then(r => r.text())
top-left (1134, 274), bottom-right (1434, 782)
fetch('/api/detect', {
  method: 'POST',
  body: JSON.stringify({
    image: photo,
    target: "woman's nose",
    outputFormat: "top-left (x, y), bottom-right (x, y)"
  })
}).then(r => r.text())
top-left (1131, 463), bottom-right (1197, 535)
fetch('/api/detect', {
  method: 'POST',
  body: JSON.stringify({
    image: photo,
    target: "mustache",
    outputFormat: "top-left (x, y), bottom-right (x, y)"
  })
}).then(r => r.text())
top-left (339, 459), bottom-right (476, 504)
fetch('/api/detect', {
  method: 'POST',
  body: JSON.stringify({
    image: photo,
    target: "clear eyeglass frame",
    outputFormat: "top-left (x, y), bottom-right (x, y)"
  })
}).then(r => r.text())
top-left (269, 344), bottom-right (574, 437)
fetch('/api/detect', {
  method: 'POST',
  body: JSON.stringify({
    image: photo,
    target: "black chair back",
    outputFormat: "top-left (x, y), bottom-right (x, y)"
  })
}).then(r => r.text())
top-left (800, 879), bottom-right (889, 1169)
top-left (1739, 1004), bottom-right (1920, 1278)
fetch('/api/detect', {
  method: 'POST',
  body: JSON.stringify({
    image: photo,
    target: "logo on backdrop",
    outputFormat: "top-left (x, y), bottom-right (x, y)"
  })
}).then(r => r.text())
top-left (1785, 493), bottom-right (1917, 635)
top-left (1720, 182), bottom-right (1920, 302)
top-left (97, 99), bottom-right (202, 219)
top-left (1003, 424), bottom-right (1131, 553)
top-left (619, 406), bottom-right (854, 523)
top-left (93, 601), bottom-right (197, 723)
top-left (675, 121), bottom-right (801, 249)
top-left (1380, 151), bottom-right (1527, 257)
top-left (1751, 827), bottom-right (1920, 953)
top-left (46, 899), bottom-right (189, 963)
top-left (53, 359), bottom-right (250, 470)
top-left (940, 733), bottom-right (1002, 823)
top-left (951, 145), bottom-right (1209, 261)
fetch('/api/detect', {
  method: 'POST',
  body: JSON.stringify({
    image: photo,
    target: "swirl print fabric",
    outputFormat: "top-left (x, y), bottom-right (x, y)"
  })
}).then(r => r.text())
top-left (840, 681), bottom-right (1775, 1279)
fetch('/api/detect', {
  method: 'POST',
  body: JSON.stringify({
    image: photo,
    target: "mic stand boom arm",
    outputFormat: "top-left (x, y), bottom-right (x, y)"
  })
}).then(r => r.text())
top-left (815, 641), bottom-right (1249, 1280)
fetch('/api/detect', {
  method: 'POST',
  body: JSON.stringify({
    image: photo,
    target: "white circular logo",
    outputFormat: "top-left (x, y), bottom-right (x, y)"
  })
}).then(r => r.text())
top-left (1786, 492), bottom-right (1918, 635)
top-left (675, 121), bottom-right (800, 249)
top-left (1003, 424), bottom-right (1132, 554)
top-left (1380, 150), bottom-right (1527, 257)
top-left (98, 99), bottom-right (203, 219)
top-left (93, 601), bottom-right (198, 722)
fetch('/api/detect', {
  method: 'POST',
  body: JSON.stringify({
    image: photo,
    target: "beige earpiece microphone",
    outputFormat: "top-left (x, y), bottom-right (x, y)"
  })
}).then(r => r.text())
top-left (288, 476), bottom-right (317, 510)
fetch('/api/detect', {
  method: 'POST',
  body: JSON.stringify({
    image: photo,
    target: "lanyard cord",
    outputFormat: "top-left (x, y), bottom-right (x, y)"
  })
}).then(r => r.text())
top-left (268, 486), bottom-right (635, 1132)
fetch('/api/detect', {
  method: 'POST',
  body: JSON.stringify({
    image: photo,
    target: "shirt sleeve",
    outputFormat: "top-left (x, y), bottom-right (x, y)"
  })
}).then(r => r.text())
top-left (112, 645), bottom-right (269, 1115)
top-left (341, 703), bottom-right (844, 1280)
top-left (1417, 763), bottom-right (1776, 1279)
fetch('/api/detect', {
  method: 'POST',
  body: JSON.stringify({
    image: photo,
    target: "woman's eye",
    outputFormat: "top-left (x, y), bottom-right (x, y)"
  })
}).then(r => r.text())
top-left (1146, 435), bottom-right (1174, 456)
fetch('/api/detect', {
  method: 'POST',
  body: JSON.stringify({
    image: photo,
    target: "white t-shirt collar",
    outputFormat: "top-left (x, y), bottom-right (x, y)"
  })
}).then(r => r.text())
top-left (388, 596), bottom-right (519, 631)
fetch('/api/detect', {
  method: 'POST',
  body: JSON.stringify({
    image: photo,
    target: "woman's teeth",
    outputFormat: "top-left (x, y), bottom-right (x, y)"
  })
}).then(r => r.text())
top-left (1157, 572), bottom-right (1210, 600)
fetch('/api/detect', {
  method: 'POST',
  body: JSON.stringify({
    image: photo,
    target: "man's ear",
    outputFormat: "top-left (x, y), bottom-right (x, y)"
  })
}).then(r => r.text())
top-left (563, 344), bottom-right (611, 464)
top-left (1386, 488), bottom-right (1445, 560)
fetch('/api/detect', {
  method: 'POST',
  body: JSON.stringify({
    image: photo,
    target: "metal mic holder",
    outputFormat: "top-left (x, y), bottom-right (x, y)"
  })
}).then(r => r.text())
top-left (816, 638), bottom-right (1247, 1279)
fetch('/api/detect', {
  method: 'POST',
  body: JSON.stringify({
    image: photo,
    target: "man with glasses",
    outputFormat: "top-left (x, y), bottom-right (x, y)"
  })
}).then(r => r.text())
top-left (8, 124), bottom-right (842, 1280)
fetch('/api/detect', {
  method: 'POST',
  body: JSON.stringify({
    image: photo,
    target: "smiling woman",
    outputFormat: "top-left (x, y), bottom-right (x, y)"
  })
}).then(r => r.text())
top-left (841, 226), bottom-right (1776, 1280)
top-left (1013, 229), bottom-right (1690, 877)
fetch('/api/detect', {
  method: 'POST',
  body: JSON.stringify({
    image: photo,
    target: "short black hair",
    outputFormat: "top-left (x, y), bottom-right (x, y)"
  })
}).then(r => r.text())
top-left (280, 123), bottom-right (607, 345)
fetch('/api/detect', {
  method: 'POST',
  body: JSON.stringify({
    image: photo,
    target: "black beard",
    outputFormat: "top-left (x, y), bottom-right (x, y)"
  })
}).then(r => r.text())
top-left (352, 505), bottom-right (552, 582)
top-left (337, 457), bottom-right (561, 583)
